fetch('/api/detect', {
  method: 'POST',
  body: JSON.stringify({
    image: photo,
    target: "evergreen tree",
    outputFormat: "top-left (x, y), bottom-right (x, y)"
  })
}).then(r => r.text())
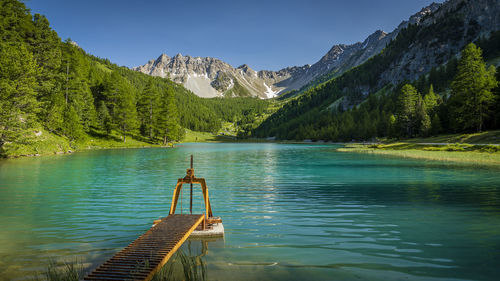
top-left (156, 90), bottom-right (180, 145)
top-left (97, 100), bottom-right (112, 134)
top-left (420, 109), bottom-right (431, 137)
top-left (387, 114), bottom-right (397, 138)
top-left (61, 40), bottom-right (96, 131)
top-left (114, 79), bottom-right (137, 142)
top-left (451, 43), bottom-right (497, 132)
top-left (45, 91), bottom-right (65, 133)
top-left (396, 84), bottom-right (420, 137)
top-left (137, 79), bottom-right (160, 140)
top-left (63, 105), bottom-right (84, 144)
top-left (431, 113), bottom-right (442, 135)
top-left (423, 85), bottom-right (439, 113)
top-left (0, 43), bottom-right (39, 151)
top-left (420, 85), bottom-right (439, 136)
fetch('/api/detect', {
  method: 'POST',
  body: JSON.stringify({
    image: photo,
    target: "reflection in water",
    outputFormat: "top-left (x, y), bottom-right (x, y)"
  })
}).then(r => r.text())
top-left (153, 238), bottom-right (221, 281)
top-left (0, 143), bottom-right (499, 280)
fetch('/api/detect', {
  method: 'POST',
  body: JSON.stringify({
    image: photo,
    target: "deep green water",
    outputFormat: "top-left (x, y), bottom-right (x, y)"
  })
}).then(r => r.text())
top-left (1, 143), bottom-right (500, 280)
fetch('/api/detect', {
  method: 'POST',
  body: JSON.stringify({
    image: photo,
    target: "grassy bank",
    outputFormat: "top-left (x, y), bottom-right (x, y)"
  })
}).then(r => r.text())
top-left (1, 128), bottom-right (162, 158)
top-left (182, 129), bottom-right (218, 142)
top-left (403, 130), bottom-right (500, 144)
top-left (0, 128), bottom-right (73, 158)
top-left (337, 142), bottom-right (500, 165)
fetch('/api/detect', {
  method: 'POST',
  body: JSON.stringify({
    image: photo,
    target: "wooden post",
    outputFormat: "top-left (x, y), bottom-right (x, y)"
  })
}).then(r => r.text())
top-left (190, 155), bottom-right (193, 214)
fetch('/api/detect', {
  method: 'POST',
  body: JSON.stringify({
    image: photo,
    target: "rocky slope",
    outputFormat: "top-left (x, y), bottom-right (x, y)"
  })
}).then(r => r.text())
top-left (253, 0), bottom-right (500, 139)
top-left (133, 2), bottom-right (442, 98)
top-left (133, 54), bottom-right (292, 98)
top-left (379, 0), bottom-right (500, 85)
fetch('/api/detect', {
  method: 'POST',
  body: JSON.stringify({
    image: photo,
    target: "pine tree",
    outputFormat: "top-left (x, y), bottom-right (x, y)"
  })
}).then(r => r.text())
top-left (387, 114), bottom-right (397, 138)
top-left (137, 79), bottom-right (160, 140)
top-left (423, 85), bottom-right (439, 113)
top-left (45, 91), bottom-right (65, 133)
top-left (63, 105), bottom-right (84, 144)
top-left (0, 42), bottom-right (39, 153)
top-left (420, 85), bottom-right (439, 137)
top-left (420, 110), bottom-right (431, 137)
top-left (396, 84), bottom-right (420, 137)
top-left (61, 40), bottom-right (96, 131)
top-left (114, 79), bottom-right (137, 142)
top-left (451, 43), bottom-right (498, 132)
top-left (29, 13), bottom-right (62, 101)
top-left (97, 100), bottom-right (112, 134)
top-left (156, 89), bottom-right (180, 145)
top-left (431, 113), bottom-right (442, 135)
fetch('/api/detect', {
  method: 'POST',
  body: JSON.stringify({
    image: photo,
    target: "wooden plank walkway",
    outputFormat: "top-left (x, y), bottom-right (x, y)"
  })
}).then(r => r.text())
top-left (84, 214), bottom-right (205, 281)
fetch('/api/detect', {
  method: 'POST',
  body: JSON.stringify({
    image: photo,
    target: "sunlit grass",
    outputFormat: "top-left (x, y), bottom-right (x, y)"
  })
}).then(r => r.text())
top-left (404, 130), bottom-right (500, 144)
top-left (338, 143), bottom-right (500, 165)
top-left (182, 129), bottom-right (217, 142)
top-left (1, 128), bottom-right (71, 158)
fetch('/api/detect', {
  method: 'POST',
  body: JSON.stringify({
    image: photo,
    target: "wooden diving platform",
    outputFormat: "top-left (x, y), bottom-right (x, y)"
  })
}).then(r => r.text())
top-left (84, 214), bottom-right (204, 281)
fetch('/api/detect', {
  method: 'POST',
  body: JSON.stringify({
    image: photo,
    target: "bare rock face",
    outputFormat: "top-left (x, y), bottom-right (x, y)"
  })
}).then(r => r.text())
top-left (134, 53), bottom-right (280, 98)
top-left (133, 1), bottom-right (454, 99)
top-left (379, 0), bottom-right (500, 86)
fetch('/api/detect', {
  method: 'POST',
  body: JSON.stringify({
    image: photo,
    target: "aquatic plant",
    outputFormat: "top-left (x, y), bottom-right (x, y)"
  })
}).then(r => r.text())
top-left (32, 260), bottom-right (83, 281)
top-left (151, 249), bottom-right (207, 281)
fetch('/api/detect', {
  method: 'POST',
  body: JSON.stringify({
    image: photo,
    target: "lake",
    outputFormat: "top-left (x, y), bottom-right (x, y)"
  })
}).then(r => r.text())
top-left (0, 143), bottom-right (499, 280)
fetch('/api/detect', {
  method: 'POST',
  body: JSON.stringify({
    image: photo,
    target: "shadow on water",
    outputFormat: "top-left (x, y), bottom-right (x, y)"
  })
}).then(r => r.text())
top-left (278, 183), bottom-right (500, 211)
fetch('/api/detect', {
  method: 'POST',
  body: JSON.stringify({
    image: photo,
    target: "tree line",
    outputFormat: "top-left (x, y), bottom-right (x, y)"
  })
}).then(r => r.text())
top-left (254, 42), bottom-right (499, 141)
top-left (0, 0), bottom-right (270, 156)
top-left (253, 4), bottom-right (500, 141)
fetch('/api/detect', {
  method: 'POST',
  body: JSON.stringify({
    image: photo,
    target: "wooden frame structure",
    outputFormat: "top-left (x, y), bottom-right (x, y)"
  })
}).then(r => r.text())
top-left (169, 167), bottom-right (213, 219)
top-left (85, 156), bottom-right (222, 281)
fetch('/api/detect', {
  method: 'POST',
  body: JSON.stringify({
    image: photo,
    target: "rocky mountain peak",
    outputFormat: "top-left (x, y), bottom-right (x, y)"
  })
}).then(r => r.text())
top-left (133, 1), bottom-right (451, 99)
top-left (320, 44), bottom-right (347, 62)
top-left (155, 53), bottom-right (170, 64)
top-left (237, 64), bottom-right (250, 70)
top-left (365, 30), bottom-right (387, 43)
top-left (396, 2), bottom-right (442, 31)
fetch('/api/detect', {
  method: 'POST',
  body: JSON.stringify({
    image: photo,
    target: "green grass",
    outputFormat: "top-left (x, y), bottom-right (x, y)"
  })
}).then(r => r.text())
top-left (1, 128), bottom-right (72, 158)
top-left (32, 260), bottom-right (83, 281)
top-left (402, 130), bottom-right (500, 144)
top-left (338, 142), bottom-right (500, 165)
top-left (182, 129), bottom-right (218, 142)
top-left (151, 249), bottom-right (207, 281)
top-left (1, 128), bottom-right (162, 158)
top-left (77, 129), bottom-right (160, 150)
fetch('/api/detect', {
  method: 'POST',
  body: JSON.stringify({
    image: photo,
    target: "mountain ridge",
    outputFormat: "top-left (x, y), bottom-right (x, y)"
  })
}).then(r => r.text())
top-left (133, 2), bottom-right (442, 98)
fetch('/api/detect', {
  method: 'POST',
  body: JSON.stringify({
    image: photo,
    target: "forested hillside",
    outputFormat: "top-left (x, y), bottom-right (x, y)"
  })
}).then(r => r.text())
top-left (0, 0), bottom-right (270, 157)
top-left (254, 2), bottom-right (500, 141)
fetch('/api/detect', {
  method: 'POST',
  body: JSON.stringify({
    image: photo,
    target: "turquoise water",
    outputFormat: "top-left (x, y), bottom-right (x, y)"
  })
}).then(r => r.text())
top-left (1, 143), bottom-right (500, 280)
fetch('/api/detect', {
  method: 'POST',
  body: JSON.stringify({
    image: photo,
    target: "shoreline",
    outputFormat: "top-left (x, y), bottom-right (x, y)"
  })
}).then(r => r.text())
top-left (337, 143), bottom-right (500, 166)
top-left (4, 135), bottom-right (500, 166)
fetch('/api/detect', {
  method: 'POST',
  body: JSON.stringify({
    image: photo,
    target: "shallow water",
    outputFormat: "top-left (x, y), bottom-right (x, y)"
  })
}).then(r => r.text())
top-left (0, 143), bottom-right (499, 280)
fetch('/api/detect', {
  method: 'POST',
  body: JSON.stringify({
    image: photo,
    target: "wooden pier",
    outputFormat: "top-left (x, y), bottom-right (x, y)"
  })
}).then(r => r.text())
top-left (84, 156), bottom-right (222, 280)
top-left (84, 214), bottom-right (204, 281)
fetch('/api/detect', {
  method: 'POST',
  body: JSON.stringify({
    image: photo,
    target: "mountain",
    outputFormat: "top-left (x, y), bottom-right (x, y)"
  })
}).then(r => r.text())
top-left (133, 53), bottom-right (297, 98)
top-left (254, 0), bottom-right (500, 140)
top-left (133, 3), bottom-right (441, 99)
top-left (296, 2), bottom-right (442, 93)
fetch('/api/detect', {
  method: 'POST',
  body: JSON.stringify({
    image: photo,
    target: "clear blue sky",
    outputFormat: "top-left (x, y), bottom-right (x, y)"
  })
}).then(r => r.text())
top-left (26, 0), bottom-right (442, 71)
